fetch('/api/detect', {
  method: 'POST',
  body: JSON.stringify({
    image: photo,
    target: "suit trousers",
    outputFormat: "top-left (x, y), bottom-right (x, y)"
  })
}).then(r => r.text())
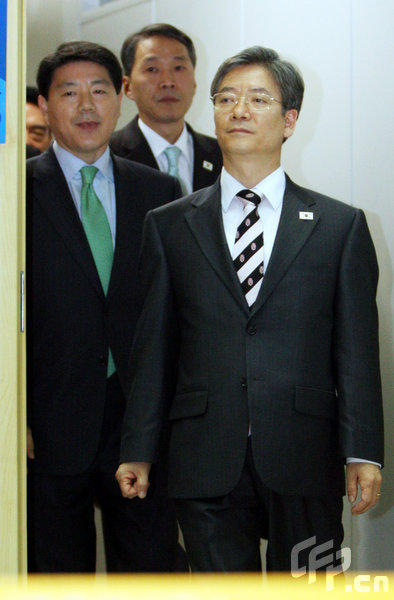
top-left (174, 439), bottom-right (344, 572)
top-left (29, 373), bottom-right (186, 573)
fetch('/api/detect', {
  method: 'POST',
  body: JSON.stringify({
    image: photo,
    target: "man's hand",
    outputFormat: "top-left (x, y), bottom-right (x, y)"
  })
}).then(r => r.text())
top-left (27, 426), bottom-right (35, 459)
top-left (116, 461), bottom-right (152, 499)
top-left (346, 462), bottom-right (382, 515)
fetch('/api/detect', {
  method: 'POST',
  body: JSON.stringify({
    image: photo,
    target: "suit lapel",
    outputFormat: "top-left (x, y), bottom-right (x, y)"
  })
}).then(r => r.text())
top-left (32, 148), bottom-right (104, 298)
top-left (123, 117), bottom-right (159, 169)
top-left (184, 175), bottom-right (320, 316)
top-left (251, 176), bottom-right (320, 315)
top-left (187, 124), bottom-right (218, 190)
top-left (184, 180), bottom-right (249, 315)
top-left (106, 156), bottom-right (145, 299)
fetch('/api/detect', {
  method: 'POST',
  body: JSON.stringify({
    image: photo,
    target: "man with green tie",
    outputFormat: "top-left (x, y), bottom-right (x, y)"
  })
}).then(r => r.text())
top-left (26, 41), bottom-right (186, 573)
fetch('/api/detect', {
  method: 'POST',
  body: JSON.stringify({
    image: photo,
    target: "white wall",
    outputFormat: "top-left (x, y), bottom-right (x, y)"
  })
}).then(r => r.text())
top-left (26, 0), bottom-right (81, 84)
top-left (27, 0), bottom-right (393, 572)
top-left (346, 1), bottom-right (393, 570)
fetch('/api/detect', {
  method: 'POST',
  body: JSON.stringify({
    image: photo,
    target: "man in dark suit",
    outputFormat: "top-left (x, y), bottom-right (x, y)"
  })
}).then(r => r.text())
top-left (26, 41), bottom-right (185, 573)
top-left (109, 23), bottom-right (222, 192)
top-left (116, 46), bottom-right (384, 574)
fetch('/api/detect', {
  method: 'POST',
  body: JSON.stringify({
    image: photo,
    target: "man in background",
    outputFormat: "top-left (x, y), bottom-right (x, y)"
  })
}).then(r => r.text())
top-left (26, 86), bottom-right (51, 155)
top-left (26, 40), bottom-right (185, 573)
top-left (110, 23), bottom-right (222, 193)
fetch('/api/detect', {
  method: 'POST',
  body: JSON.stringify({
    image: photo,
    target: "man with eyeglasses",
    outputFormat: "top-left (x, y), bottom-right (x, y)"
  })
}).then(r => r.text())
top-left (116, 46), bottom-right (383, 574)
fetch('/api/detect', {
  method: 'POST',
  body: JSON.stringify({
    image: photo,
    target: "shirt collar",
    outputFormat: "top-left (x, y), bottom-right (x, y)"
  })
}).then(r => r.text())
top-left (220, 165), bottom-right (286, 212)
top-left (53, 140), bottom-right (114, 182)
top-left (138, 117), bottom-right (191, 165)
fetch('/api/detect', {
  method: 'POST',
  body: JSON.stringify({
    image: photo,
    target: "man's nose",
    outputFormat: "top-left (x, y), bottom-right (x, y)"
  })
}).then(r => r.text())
top-left (231, 97), bottom-right (251, 119)
top-left (159, 69), bottom-right (176, 88)
top-left (79, 90), bottom-right (95, 111)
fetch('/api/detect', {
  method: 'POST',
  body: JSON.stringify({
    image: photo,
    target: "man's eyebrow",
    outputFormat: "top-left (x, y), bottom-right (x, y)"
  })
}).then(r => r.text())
top-left (27, 125), bottom-right (48, 131)
top-left (91, 78), bottom-right (112, 85)
top-left (90, 78), bottom-right (112, 87)
top-left (249, 87), bottom-right (271, 94)
top-left (55, 78), bottom-right (112, 88)
top-left (218, 85), bottom-right (272, 94)
top-left (55, 81), bottom-right (78, 89)
top-left (142, 55), bottom-right (188, 63)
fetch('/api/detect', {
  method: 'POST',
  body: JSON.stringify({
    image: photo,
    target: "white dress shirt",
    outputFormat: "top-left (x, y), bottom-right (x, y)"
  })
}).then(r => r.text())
top-left (220, 165), bottom-right (379, 467)
top-left (138, 118), bottom-right (194, 194)
top-left (53, 141), bottom-right (116, 248)
top-left (221, 165), bottom-right (285, 271)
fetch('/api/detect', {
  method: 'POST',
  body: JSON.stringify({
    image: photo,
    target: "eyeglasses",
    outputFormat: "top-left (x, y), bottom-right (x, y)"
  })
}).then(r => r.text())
top-left (211, 92), bottom-right (281, 112)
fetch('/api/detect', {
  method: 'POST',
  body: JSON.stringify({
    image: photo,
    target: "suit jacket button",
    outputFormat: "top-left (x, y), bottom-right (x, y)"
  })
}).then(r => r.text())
top-left (247, 324), bottom-right (257, 335)
top-left (98, 355), bottom-right (106, 366)
top-left (240, 377), bottom-right (247, 389)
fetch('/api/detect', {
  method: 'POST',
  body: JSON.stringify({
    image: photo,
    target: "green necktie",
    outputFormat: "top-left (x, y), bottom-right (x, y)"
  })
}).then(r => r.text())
top-left (80, 165), bottom-right (115, 377)
top-left (163, 146), bottom-right (187, 195)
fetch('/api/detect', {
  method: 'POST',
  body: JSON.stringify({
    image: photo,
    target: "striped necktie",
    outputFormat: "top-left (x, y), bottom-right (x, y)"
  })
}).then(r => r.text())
top-left (232, 189), bottom-right (264, 306)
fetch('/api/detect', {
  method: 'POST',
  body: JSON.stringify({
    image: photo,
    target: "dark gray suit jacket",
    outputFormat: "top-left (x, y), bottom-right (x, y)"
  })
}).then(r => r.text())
top-left (109, 116), bottom-right (222, 191)
top-left (120, 176), bottom-right (384, 499)
top-left (26, 146), bottom-right (181, 475)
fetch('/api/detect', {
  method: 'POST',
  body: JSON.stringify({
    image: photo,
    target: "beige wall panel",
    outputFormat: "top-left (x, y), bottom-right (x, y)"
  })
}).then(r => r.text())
top-left (0, 0), bottom-right (26, 573)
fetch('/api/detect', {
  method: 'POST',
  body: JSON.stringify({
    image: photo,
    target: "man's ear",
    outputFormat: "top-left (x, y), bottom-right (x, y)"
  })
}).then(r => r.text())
top-left (123, 75), bottom-right (134, 101)
top-left (37, 94), bottom-right (50, 125)
top-left (283, 109), bottom-right (298, 140)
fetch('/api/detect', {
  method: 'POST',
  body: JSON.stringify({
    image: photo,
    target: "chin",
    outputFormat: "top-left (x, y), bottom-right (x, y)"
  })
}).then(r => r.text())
top-left (223, 143), bottom-right (254, 155)
top-left (158, 114), bottom-right (183, 124)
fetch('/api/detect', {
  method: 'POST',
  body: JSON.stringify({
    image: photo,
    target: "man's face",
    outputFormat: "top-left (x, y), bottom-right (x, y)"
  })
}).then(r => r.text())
top-left (39, 61), bottom-right (122, 164)
top-left (26, 102), bottom-right (51, 152)
top-left (213, 65), bottom-right (297, 167)
top-left (124, 35), bottom-right (196, 128)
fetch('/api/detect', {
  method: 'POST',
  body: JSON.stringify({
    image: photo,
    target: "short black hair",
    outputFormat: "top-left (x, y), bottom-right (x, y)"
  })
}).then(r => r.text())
top-left (120, 23), bottom-right (196, 75)
top-left (211, 46), bottom-right (304, 116)
top-left (37, 40), bottom-right (123, 99)
top-left (26, 86), bottom-right (40, 105)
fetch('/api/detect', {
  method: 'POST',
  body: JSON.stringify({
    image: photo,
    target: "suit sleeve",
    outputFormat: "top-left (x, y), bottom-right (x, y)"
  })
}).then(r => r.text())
top-left (120, 210), bottom-right (179, 463)
top-left (333, 209), bottom-right (384, 464)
